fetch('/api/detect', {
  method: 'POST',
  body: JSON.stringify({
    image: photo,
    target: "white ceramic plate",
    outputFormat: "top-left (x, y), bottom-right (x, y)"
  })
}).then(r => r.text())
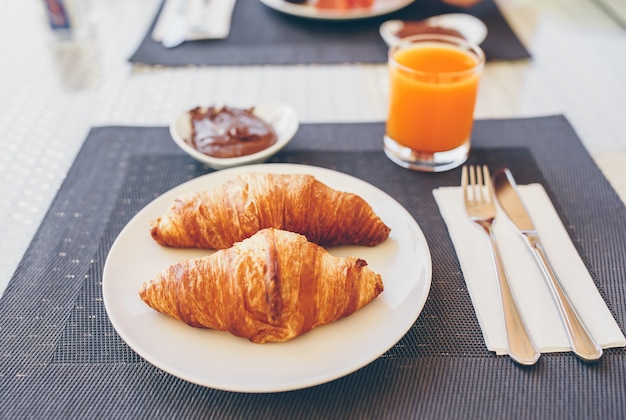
top-left (170, 103), bottom-right (299, 170)
top-left (380, 13), bottom-right (488, 47)
top-left (260, 0), bottom-right (414, 21)
top-left (102, 163), bottom-right (432, 393)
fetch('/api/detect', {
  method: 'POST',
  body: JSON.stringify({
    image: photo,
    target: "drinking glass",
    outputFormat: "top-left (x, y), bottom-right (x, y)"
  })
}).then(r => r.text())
top-left (384, 34), bottom-right (485, 172)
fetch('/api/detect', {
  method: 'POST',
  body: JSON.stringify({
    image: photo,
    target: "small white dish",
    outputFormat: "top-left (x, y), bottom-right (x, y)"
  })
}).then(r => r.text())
top-left (169, 103), bottom-right (299, 170)
top-left (380, 13), bottom-right (488, 47)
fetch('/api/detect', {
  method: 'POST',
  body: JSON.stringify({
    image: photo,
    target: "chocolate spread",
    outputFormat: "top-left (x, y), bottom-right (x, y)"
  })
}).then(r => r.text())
top-left (187, 106), bottom-right (278, 158)
top-left (396, 22), bottom-right (464, 40)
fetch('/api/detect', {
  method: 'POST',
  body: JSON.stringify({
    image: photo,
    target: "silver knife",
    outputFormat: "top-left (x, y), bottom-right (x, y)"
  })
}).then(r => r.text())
top-left (492, 168), bottom-right (603, 362)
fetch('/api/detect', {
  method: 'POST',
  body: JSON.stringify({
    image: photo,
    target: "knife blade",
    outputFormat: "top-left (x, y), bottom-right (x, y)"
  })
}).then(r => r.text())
top-left (492, 168), bottom-right (603, 362)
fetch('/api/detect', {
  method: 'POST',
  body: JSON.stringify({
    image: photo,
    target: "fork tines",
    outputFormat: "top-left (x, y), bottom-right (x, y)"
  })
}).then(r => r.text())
top-left (462, 165), bottom-right (493, 204)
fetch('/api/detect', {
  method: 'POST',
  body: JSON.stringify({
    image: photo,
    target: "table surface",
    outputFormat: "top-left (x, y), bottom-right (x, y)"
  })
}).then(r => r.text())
top-left (0, 0), bottom-right (625, 298)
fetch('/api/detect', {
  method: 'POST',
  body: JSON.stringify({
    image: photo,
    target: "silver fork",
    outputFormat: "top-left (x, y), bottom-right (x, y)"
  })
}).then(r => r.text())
top-left (462, 165), bottom-right (540, 365)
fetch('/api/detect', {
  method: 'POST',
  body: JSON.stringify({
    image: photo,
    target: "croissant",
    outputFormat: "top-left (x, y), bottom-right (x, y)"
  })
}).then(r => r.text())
top-left (139, 228), bottom-right (383, 343)
top-left (150, 172), bottom-right (390, 249)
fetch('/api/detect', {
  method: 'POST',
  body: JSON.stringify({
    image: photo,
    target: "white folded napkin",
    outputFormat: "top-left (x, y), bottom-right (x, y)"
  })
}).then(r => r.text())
top-left (152, 0), bottom-right (237, 43)
top-left (433, 184), bottom-right (626, 355)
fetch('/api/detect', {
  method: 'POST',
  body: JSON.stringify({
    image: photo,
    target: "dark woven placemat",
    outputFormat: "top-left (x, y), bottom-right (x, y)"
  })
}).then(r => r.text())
top-left (129, 0), bottom-right (530, 66)
top-left (1, 116), bottom-right (625, 419)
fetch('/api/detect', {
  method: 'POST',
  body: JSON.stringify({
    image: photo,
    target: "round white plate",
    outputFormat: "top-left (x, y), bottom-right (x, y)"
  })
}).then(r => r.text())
top-left (259, 0), bottom-right (414, 21)
top-left (170, 102), bottom-right (299, 170)
top-left (102, 163), bottom-right (432, 393)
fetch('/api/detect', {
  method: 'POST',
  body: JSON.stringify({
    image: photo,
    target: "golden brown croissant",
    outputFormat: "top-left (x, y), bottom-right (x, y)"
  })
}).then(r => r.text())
top-left (150, 172), bottom-right (390, 249)
top-left (139, 228), bottom-right (384, 343)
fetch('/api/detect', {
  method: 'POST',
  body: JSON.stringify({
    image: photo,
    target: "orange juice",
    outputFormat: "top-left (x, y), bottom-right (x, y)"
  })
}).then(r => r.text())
top-left (386, 35), bottom-right (484, 161)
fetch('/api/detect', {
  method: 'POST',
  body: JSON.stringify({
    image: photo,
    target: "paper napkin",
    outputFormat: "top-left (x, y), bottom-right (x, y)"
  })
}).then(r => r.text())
top-left (152, 0), bottom-right (237, 43)
top-left (433, 184), bottom-right (626, 355)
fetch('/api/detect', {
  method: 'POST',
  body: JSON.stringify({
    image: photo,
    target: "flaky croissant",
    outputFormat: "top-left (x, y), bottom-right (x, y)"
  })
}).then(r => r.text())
top-left (139, 228), bottom-right (384, 343)
top-left (150, 172), bottom-right (390, 249)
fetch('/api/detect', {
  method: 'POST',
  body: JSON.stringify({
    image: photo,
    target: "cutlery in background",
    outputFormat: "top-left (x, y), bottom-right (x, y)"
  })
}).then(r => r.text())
top-left (153, 0), bottom-right (236, 48)
top-left (462, 165), bottom-right (540, 366)
top-left (492, 168), bottom-right (603, 362)
top-left (160, 0), bottom-right (189, 48)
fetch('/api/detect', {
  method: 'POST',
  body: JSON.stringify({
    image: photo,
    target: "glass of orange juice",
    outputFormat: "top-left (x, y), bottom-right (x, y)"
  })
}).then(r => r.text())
top-left (384, 34), bottom-right (485, 172)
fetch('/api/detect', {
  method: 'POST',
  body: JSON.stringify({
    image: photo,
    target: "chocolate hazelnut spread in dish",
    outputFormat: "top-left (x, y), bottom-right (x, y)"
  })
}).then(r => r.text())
top-left (187, 106), bottom-right (278, 158)
top-left (396, 23), bottom-right (463, 40)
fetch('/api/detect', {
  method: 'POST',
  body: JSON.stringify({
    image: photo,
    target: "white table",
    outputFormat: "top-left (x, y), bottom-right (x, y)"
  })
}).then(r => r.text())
top-left (0, 0), bottom-right (624, 295)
